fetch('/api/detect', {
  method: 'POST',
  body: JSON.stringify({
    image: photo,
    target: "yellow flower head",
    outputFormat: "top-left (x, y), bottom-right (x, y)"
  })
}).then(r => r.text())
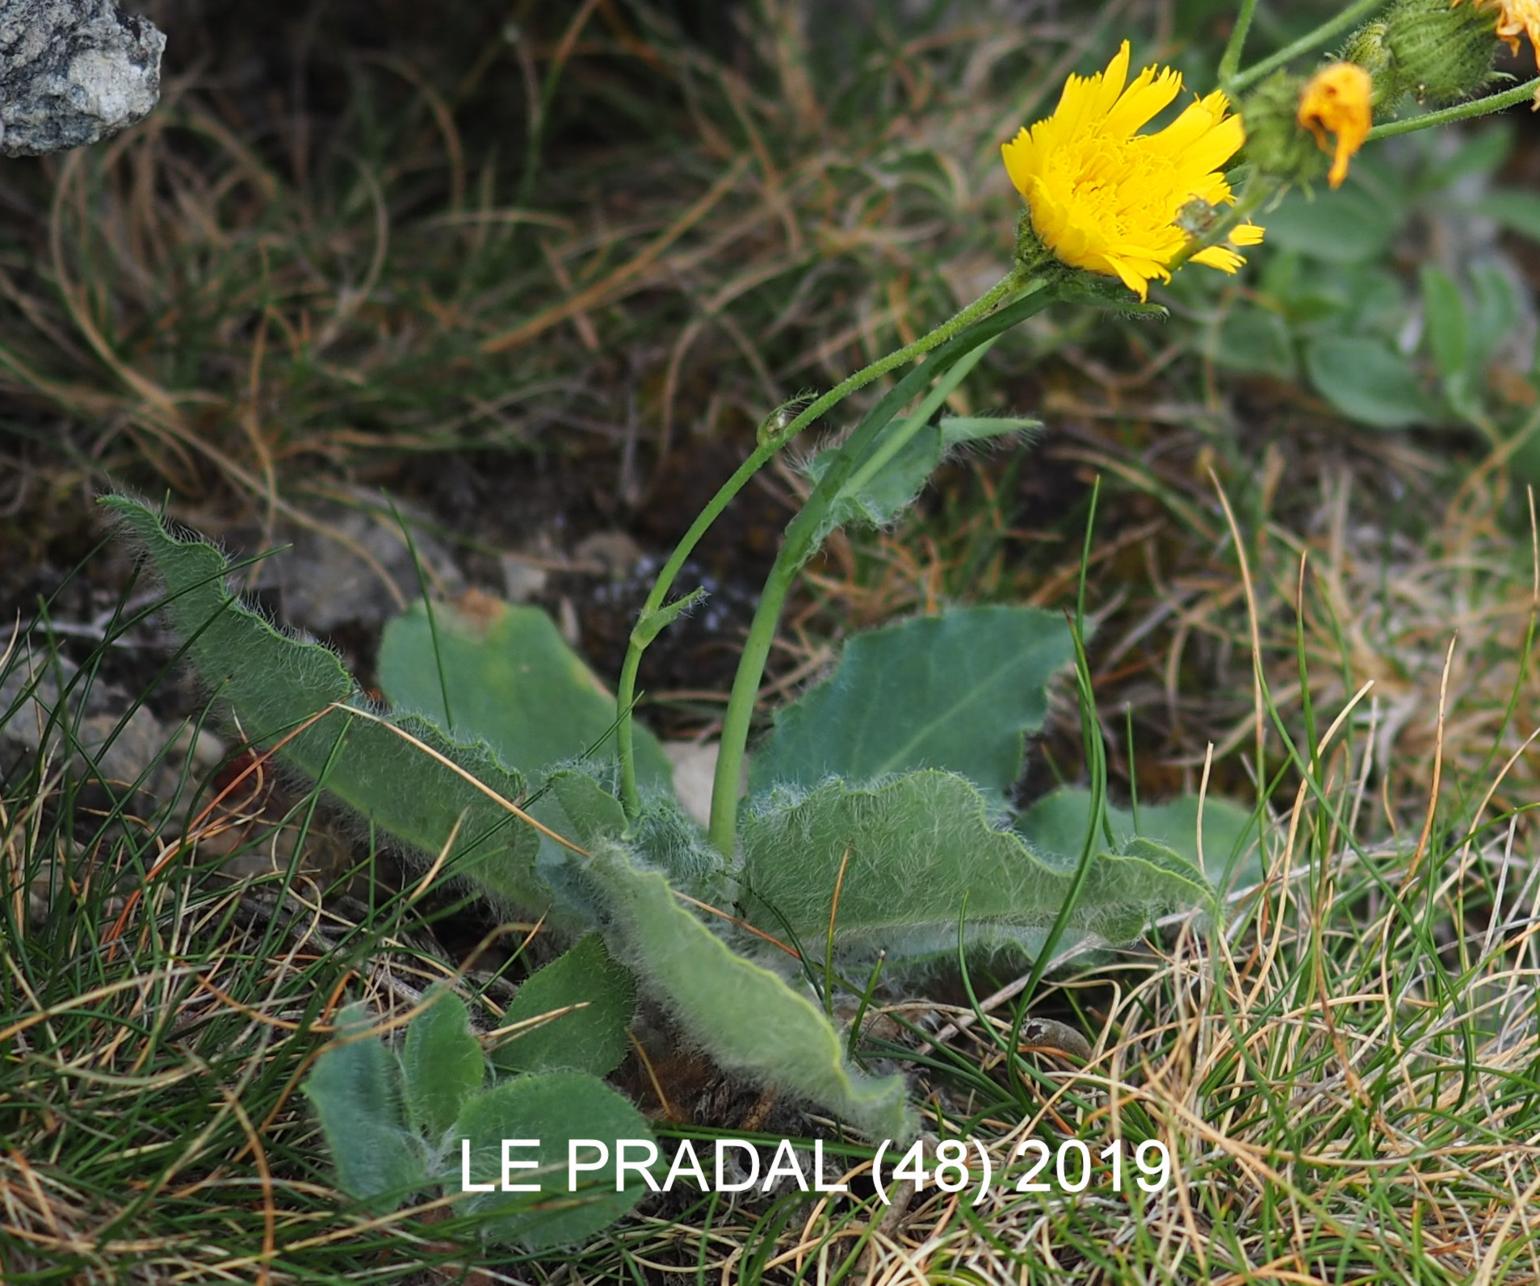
top-left (1456, 0), bottom-right (1540, 103)
top-left (1297, 63), bottom-right (1373, 189)
top-left (1001, 41), bottom-right (1264, 301)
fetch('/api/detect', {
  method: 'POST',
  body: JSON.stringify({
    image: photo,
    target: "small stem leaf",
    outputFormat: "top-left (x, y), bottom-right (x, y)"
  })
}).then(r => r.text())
top-left (301, 1003), bottom-right (426, 1210)
top-left (101, 496), bottom-right (545, 909)
top-left (401, 989), bottom-right (486, 1141)
top-left (802, 425), bottom-right (944, 535)
top-left (632, 587), bottom-right (708, 648)
top-left (937, 415), bottom-right (1043, 446)
top-left (378, 598), bottom-right (673, 789)
top-left (492, 935), bottom-right (635, 1078)
top-left (748, 605), bottom-right (1075, 804)
top-left (740, 771), bottom-right (1215, 961)
top-left (450, 1071), bottom-right (653, 1249)
top-left (585, 838), bottom-right (913, 1140)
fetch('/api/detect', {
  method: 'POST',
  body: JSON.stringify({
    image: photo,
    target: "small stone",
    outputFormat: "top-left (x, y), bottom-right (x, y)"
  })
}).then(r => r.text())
top-left (662, 740), bottom-right (718, 828)
top-left (0, 648), bottom-right (77, 774)
top-left (74, 706), bottom-right (163, 790)
top-left (573, 531), bottom-right (644, 578)
top-left (499, 553), bottom-right (550, 603)
top-left (249, 494), bottom-right (466, 635)
top-left (557, 595), bottom-right (581, 648)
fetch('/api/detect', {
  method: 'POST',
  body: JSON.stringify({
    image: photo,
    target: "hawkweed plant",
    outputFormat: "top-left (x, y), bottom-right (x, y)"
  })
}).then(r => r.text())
top-left (89, 0), bottom-right (1540, 1251)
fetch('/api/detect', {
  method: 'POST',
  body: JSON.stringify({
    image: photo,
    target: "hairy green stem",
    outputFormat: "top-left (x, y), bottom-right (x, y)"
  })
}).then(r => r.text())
top-left (1228, 0), bottom-right (1387, 93)
top-left (1008, 476), bottom-right (1107, 1013)
top-left (1217, 0), bottom-right (1260, 85)
top-left (705, 278), bottom-right (1055, 855)
top-left (616, 443), bottom-right (774, 815)
top-left (617, 269), bottom-right (1027, 816)
top-left (1366, 76), bottom-right (1540, 138)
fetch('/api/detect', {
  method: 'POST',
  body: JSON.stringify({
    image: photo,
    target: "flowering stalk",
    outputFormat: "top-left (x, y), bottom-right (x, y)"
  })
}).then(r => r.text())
top-left (1218, 0), bottom-right (1262, 83)
top-left (616, 268), bottom-right (1030, 817)
top-left (1366, 71), bottom-right (1540, 134)
top-left (627, 40), bottom-right (1268, 849)
top-left (705, 277), bottom-right (1055, 854)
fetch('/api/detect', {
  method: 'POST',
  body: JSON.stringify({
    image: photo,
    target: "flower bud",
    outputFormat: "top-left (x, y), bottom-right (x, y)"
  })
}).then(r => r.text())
top-left (1383, 0), bottom-right (1499, 103)
top-left (1454, 1), bottom-right (1540, 107)
top-left (1240, 71), bottom-right (1331, 188)
top-left (1339, 21), bottom-right (1403, 105)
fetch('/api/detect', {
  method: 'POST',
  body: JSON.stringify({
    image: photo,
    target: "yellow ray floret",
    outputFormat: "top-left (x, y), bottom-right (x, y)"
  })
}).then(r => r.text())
top-left (1455, 0), bottom-right (1540, 104)
top-left (1297, 63), bottom-right (1373, 189)
top-left (1001, 40), bottom-right (1264, 301)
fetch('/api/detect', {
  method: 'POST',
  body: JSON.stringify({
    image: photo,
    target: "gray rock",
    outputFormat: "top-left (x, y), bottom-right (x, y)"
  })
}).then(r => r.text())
top-left (0, 645), bottom-right (219, 805)
top-left (661, 740), bottom-right (718, 828)
top-left (248, 495), bottom-right (466, 635)
top-left (1, 0), bottom-right (165, 156)
top-left (499, 552), bottom-right (550, 604)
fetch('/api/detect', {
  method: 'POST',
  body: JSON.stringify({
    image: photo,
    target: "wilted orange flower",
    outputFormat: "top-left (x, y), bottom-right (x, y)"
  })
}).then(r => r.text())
top-left (1297, 63), bottom-right (1373, 188)
top-left (1001, 40), bottom-right (1264, 301)
top-left (1456, 0), bottom-right (1540, 104)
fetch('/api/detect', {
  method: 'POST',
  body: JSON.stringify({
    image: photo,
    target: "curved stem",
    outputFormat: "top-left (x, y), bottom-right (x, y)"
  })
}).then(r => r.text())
top-left (768, 270), bottom-right (1025, 452)
top-left (616, 441), bottom-right (774, 814)
top-left (616, 269), bottom-right (1027, 816)
top-left (1227, 0), bottom-right (1387, 93)
top-left (1217, 0), bottom-right (1260, 85)
top-left (705, 279), bottom-right (1056, 855)
top-left (1366, 76), bottom-right (1540, 138)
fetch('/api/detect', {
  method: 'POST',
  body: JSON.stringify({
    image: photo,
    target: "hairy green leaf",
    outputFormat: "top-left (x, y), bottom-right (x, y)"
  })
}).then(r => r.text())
top-left (585, 838), bottom-right (912, 1139)
top-left (301, 1003), bottom-right (425, 1209)
top-left (1015, 787), bottom-right (1267, 894)
top-left (1418, 266), bottom-right (1468, 382)
top-left (740, 771), bottom-right (1215, 960)
top-left (528, 768), bottom-right (630, 922)
top-left (101, 496), bottom-right (545, 909)
top-left (749, 605), bottom-right (1074, 803)
top-left (1474, 189), bottom-right (1540, 243)
top-left (547, 770), bottom-right (629, 844)
top-left (451, 1071), bottom-right (652, 1249)
top-left (1262, 176), bottom-right (1405, 264)
top-left (492, 936), bottom-right (634, 1078)
top-left (938, 414), bottom-right (1041, 445)
top-left (804, 425), bottom-right (944, 530)
top-left (401, 990), bottom-right (485, 1140)
top-left (1304, 336), bottom-right (1439, 429)
top-left (378, 598), bottom-right (672, 789)
top-left (1208, 306), bottom-right (1296, 380)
